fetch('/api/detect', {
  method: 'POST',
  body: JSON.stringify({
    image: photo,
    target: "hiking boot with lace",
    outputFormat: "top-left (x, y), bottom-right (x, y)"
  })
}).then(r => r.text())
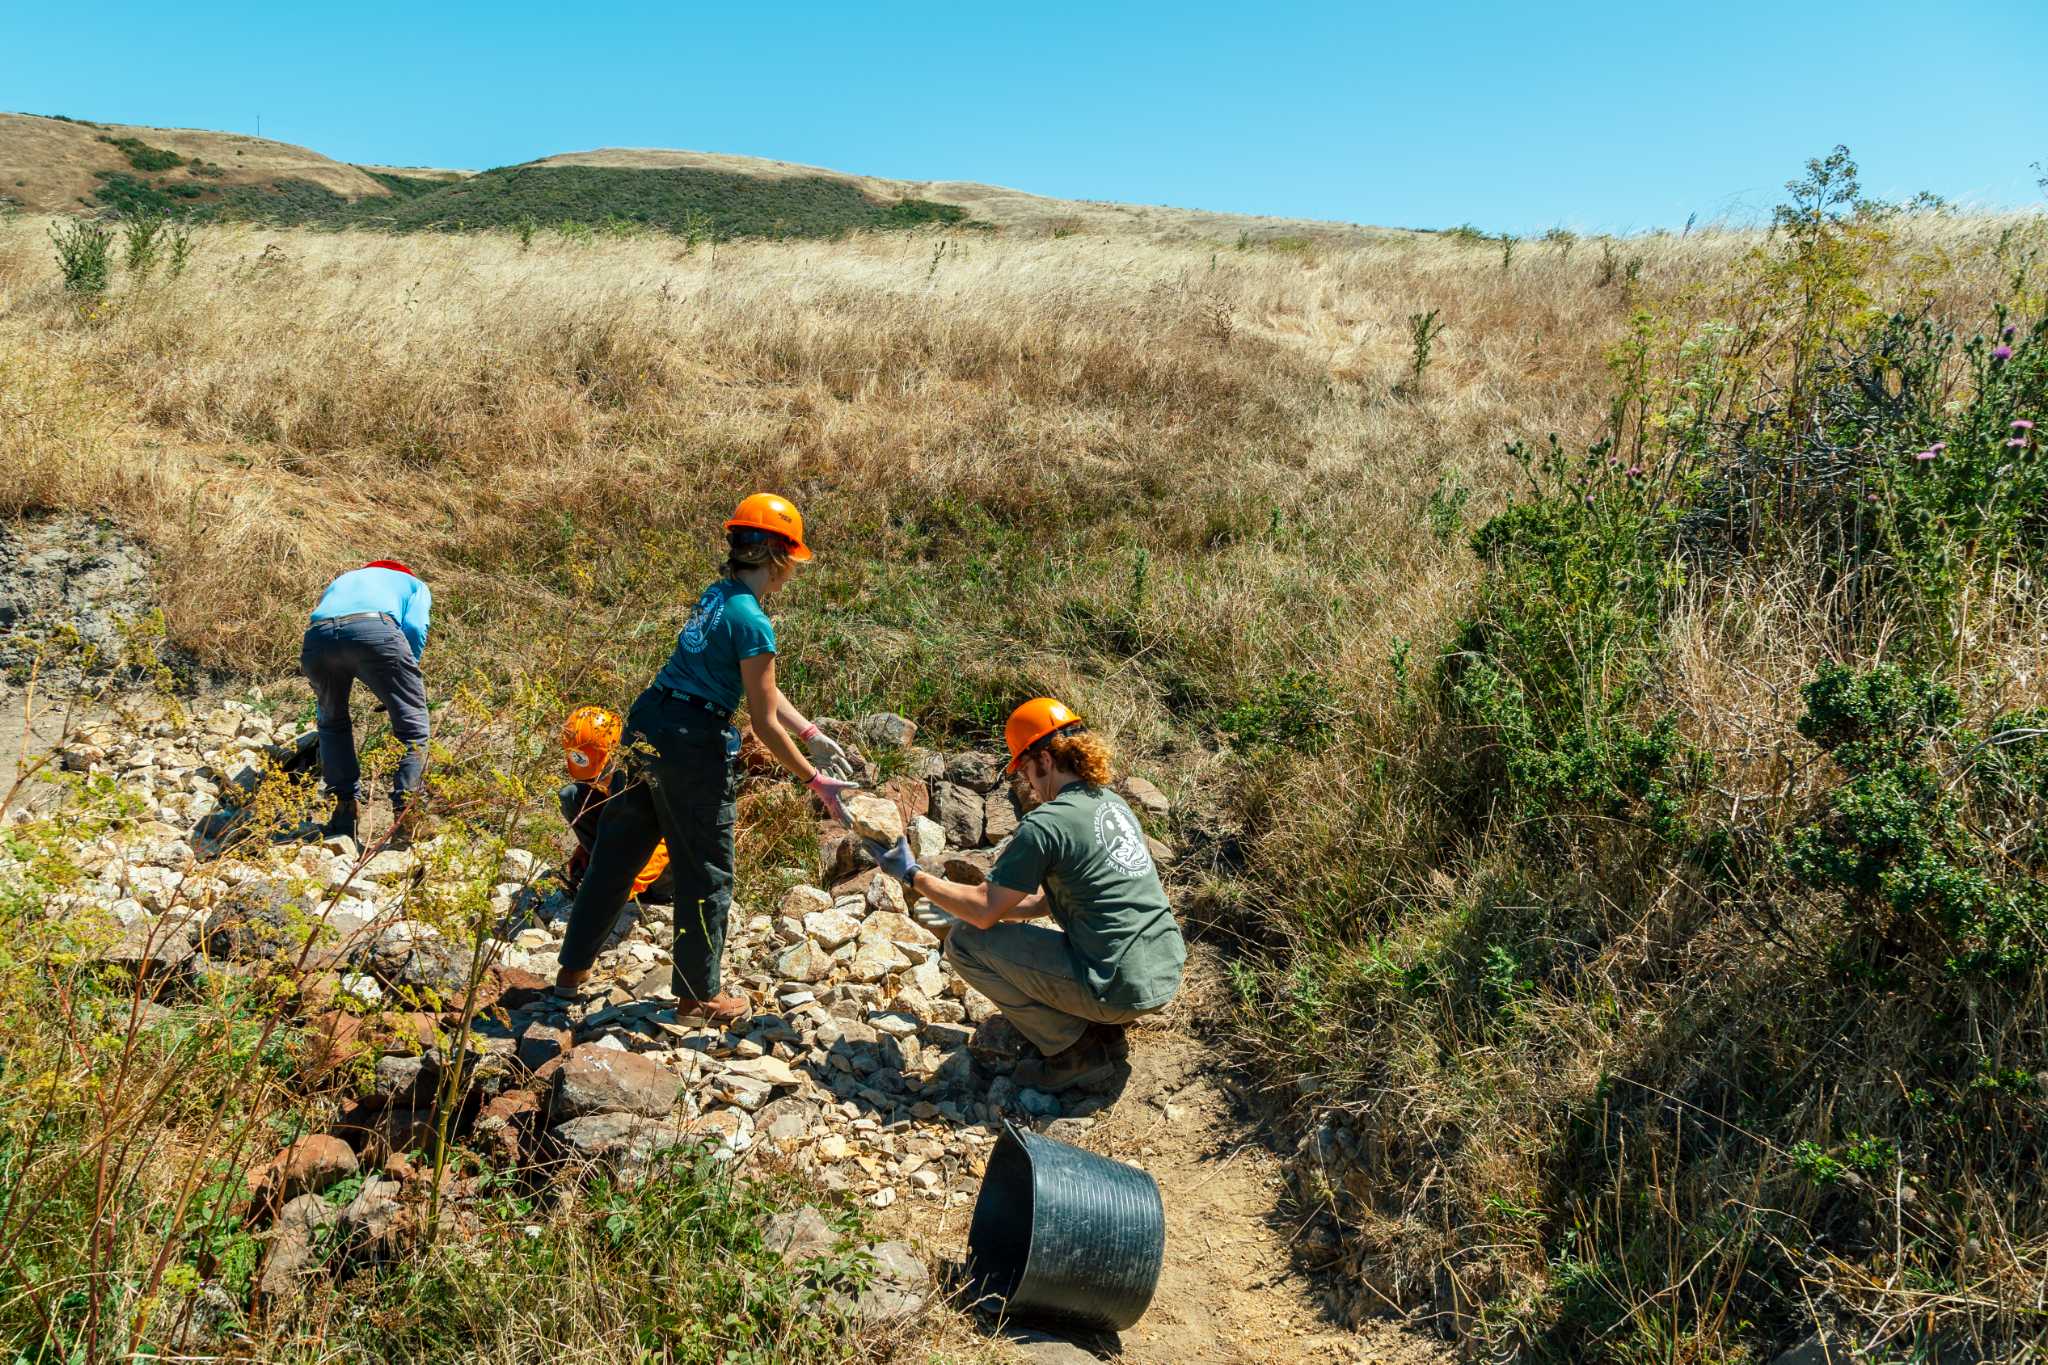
top-left (1013, 1033), bottom-right (1121, 1093)
top-left (675, 992), bottom-right (751, 1026)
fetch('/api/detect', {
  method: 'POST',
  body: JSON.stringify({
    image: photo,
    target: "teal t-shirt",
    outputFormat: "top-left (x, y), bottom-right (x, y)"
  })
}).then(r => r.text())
top-left (652, 579), bottom-right (777, 713)
top-left (988, 783), bottom-right (1186, 1011)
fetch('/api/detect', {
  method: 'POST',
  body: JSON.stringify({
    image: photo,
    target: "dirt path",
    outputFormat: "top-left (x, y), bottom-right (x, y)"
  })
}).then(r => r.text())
top-left (888, 947), bottom-right (1452, 1365)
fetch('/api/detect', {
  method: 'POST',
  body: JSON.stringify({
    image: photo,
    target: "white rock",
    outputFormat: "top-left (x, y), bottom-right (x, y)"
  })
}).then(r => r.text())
top-left (909, 816), bottom-right (946, 863)
top-left (775, 940), bottom-right (832, 984)
top-left (514, 927), bottom-right (554, 950)
top-left (778, 885), bottom-right (833, 917)
top-left (500, 848), bottom-right (539, 883)
top-left (868, 1187), bottom-right (898, 1209)
top-left (869, 1011), bottom-right (920, 1038)
top-left (803, 906), bottom-right (863, 951)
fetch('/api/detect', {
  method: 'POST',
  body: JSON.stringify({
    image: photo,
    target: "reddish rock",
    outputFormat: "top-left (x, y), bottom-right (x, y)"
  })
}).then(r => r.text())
top-left (256, 1134), bottom-right (358, 1207)
top-left (877, 776), bottom-right (931, 828)
top-left (299, 1011), bottom-right (366, 1081)
top-left (490, 966), bottom-right (551, 1011)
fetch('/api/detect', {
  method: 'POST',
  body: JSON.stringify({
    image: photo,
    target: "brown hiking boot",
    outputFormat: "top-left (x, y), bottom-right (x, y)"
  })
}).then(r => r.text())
top-left (1013, 1033), bottom-right (1122, 1093)
top-left (676, 992), bottom-right (751, 1026)
top-left (320, 797), bottom-right (359, 841)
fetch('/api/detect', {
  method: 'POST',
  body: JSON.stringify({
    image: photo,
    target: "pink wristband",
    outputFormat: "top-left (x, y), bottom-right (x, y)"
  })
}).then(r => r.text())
top-left (798, 722), bottom-right (820, 742)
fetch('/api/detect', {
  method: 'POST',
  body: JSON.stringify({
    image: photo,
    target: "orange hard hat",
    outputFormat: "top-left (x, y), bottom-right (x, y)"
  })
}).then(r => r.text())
top-left (1004, 697), bottom-right (1083, 774)
top-left (562, 705), bottom-right (622, 779)
top-left (724, 493), bottom-right (813, 562)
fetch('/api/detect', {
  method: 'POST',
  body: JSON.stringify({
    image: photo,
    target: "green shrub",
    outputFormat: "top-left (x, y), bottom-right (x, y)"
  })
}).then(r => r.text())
top-left (47, 218), bottom-right (112, 295)
top-left (96, 134), bottom-right (187, 172)
top-left (1448, 435), bottom-right (1705, 844)
top-left (1786, 662), bottom-right (2048, 978)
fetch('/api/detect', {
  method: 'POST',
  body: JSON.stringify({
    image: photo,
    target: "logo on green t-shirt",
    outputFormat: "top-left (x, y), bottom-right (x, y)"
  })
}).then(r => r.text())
top-left (1094, 800), bottom-right (1152, 876)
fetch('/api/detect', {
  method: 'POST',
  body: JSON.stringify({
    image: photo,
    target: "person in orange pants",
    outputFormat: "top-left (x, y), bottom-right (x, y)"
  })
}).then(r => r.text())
top-left (558, 705), bottom-right (672, 906)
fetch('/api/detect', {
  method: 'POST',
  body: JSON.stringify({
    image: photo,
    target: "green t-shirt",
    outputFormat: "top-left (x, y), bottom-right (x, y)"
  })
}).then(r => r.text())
top-left (652, 579), bottom-right (777, 713)
top-left (988, 782), bottom-right (1185, 1011)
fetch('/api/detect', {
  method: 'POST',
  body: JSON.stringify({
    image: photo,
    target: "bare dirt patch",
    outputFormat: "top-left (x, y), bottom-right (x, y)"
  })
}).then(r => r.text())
top-left (882, 946), bottom-right (1452, 1365)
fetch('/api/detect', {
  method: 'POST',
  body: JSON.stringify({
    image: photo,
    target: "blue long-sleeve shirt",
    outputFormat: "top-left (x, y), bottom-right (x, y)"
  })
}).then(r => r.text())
top-left (310, 567), bottom-right (432, 660)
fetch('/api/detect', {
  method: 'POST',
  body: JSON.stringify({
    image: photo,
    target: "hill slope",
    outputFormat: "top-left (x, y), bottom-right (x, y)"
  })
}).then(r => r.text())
top-left (2, 112), bottom-right (1390, 243)
top-left (0, 111), bottom-right (388, 214)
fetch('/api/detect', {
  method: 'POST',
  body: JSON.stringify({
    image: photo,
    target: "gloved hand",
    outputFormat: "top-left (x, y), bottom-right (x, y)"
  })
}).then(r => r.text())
top-left (806, 771), bottom-right (859, 822)
top-left (801, 726), bottom-right (856, 780)
top-left (863, 836), bottom-right (921, 886)
top-left (911, 903), bottom-right (958, 936)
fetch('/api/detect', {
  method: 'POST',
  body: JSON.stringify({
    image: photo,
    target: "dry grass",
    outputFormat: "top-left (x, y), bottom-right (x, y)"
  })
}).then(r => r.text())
top-left (6, 203), bottom-right (2047, 1360)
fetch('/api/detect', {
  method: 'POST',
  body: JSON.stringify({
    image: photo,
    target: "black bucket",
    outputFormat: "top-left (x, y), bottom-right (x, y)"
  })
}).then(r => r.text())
top-left (965, 1120), bottom-right (1165, 1332)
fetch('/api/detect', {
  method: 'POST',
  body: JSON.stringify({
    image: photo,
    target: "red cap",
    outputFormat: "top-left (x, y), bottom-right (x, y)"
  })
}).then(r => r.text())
top-left (363, 559), bottom-right (416, 577)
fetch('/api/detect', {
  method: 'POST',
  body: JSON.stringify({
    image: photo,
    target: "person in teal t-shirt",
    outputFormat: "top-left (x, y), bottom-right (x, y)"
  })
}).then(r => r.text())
top-left (861, 697), bottom-right (1185, 1093)
top-left (556, 495), bottom-right (859, 1022)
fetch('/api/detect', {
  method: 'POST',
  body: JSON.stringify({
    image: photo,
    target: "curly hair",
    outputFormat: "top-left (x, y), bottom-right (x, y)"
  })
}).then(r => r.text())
top-left (1041, 728), bottom-right (1115, 787)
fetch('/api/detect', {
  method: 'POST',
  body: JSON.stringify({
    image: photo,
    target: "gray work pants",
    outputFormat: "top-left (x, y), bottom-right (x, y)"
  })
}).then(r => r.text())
top-left (299, 615), bottom-right (429, 801)
top-left (944, 921), bottom-right (1156, 1055)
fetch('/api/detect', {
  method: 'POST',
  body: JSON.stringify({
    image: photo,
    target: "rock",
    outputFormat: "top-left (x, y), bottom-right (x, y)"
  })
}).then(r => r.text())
top-left (256, 1134), bottom-right (358, 1206)
top-left (870, 1010), bottom-right (921, 1038)
top-left (940, 853), bottom-right (993, 885)
top-left (1117, 775), bottom-right (1171, 823)
top-left (550, 1044), bottom-right (680, 1120)
top-left (763, 1205), bottom-right (840, 1264)
top-left (354, 849), bottom-right (416, 884)
top-left (1002, 1328), bottom-right (1101, 1364)
top-left (944, 751), bottom-right (1005, 794)
top-left (473, 1089), bottom-right (541, 1167)
top-left (855, 713), bottom-right (918, 750)
top-left (499, 848), bottom-right (539, 883)
top-left (779, 885), bottom-right (833, 918)
top-left (803, 905), bottom-right (864, 951)
top-left (721, 1054), bottom-right (804, 1089)
top-left (757, 1096), bottom-right (820, 1144)
top-left (845, 939), bottom-right (904, 984)
top-left (517, 1020), bottom-right (573, 1075)
top-left (341, 1176), bottom-right (406, 1257)
top-left (258, 1193), bottom-right (340, 1297)
top-left (819, 829), bottom-right (875, 884)
top-left (836, 1240), bottom-right (927, 1324)
top-left (102, 919), bottom-right (196, 981)
top-left (1769, 1333), bottom-right (1854, 1365)
top-left (983, 789), bottom-right (1020, 845)
top-left (877, 776), bottom-right (931, 828)
top-left (931, 782), bottom-right (985, 848)
top-left (776, 939), bottom-right (833, 984)
top-left (372, 1054), bottom-right (433, 1106)
top-left (859, 910), bottom-right (936, 951)
top-left (1017, 1087), bottom-right (1063, 1117)
top-left (908, 815), bottom-right (946, 863)
top-left (842, 792), bottom-right (906, 847)
top-left (202, 878), bottom-right (320, 962)
top-left (867, 1187), bottom-right (898, 1210)
top-left (554, 1112), bottom-right (694, 1185)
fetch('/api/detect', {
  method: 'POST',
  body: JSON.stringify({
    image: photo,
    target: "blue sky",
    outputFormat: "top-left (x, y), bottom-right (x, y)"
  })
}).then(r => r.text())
top-left (4, 1), bottom-right (2040, 234)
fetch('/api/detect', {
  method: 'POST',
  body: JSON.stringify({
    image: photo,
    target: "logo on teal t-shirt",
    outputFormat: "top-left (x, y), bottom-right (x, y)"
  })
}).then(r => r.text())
top-left (1094, 800), bottom-right (1153, 876)
top-left (653, 579), bottom-right (776, 713)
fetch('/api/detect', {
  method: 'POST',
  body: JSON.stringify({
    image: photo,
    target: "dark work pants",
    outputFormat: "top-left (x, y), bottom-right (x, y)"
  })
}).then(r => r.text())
top-left (299, 616), bottom-right (429, 801)
top-left (558, 689), bottom-right (736, 998)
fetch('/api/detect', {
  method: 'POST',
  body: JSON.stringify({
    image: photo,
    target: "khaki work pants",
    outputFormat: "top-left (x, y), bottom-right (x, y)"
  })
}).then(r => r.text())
top-left (944, 921), bottom-right (1154, 1055)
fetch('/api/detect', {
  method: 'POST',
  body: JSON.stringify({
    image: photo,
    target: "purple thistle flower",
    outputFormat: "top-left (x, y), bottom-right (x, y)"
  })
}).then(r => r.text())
top-left (1626, 465), bottom-right (1644, 478)
top-left (2014, 420), bottom-right (2035, 432)
top-left (1992, 345), bottom-right (2013, 362)
top-left (1915, 448), bottom-right (1939, 462)
top-left (2008, 438), bottom-right (2029, 448)
top-left (2004, 325), bottom-right (2018, 340)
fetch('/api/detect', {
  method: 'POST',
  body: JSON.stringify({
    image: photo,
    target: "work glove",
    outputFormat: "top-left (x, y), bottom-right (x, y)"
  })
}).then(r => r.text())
top-left (801, 726), bottom-right (856, 780)
top-left (911, 903), bottom-right (958, 936)
top-left (863, 835), bottom-right (921, 886)
top-left (806, 771), bottom-right (859, 823)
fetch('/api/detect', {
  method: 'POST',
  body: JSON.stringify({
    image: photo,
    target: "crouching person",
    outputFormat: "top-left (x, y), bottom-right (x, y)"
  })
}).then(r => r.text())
top-left (300, 559), bottom-right (432, 844)
top-left (864, 698), bottom-right (1184, 1093)
top-left (559, 704), bottom-right (673, 906)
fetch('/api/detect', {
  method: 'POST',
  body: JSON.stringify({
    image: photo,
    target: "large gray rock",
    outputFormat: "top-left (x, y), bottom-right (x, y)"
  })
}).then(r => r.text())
top-left (856, 713), bottom-right (918, 750)
top-left (550, 1044), bottom-right (680, 1119)
top-left (932, 782), bottom-right (985, 849)
top-left (983, 789), bottom-right (1020, 845)
top-left (944, 751), bottom-right (1005, 794)
top-left (202, 879), bottom-right (320, 962)
top-left (553, 1112), bottom-right (695, 1185)
top-left (257, 1193), bottom-right (340, 1297)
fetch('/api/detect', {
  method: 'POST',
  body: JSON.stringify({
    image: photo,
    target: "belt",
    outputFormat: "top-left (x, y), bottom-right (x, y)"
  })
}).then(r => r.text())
top-left (315, 611), bottom-right (393, 627)
top-left (657, 685), bottom-right (736, 724)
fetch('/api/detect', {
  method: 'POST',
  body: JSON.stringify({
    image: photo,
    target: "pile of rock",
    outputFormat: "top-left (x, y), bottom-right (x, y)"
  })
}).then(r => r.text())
top-left (27, 699), bottom-right (1173, 1278)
